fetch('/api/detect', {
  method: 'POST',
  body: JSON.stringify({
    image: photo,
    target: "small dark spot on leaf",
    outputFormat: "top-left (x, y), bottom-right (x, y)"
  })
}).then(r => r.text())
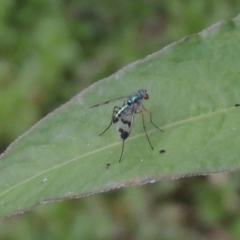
top-left (235, 103), bottom-right (240, 107)
top-left (106, 163), bottom-right (110, 169)
top-left (159, 149), bottom-right (166, 153)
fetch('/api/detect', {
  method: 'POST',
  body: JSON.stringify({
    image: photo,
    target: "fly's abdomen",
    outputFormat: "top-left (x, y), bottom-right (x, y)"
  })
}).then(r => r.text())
top-left (114, 105), bottom-right (129, 123)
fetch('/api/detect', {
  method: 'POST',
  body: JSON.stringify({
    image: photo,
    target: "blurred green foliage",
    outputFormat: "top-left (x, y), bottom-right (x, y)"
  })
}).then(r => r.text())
top-left (1, 0), bottom-right (240, 239)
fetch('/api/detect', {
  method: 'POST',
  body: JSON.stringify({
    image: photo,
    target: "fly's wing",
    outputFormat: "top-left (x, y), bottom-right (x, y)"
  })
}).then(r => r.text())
top-left (89, 90), bottom-right (140, 108)
top-left (89, 96), bottom-right (127, 108)
top-left (116, 111), bottom-right (135, 141)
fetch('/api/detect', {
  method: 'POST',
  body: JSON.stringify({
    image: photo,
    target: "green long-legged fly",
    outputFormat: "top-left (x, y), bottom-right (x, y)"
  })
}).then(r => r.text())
top-left (90, 89), bottom-right (163, 162)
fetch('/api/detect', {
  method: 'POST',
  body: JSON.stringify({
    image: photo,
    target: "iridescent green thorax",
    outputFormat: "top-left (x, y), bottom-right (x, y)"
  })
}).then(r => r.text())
top-left (127, 89), bottom-right (148, 106)
top-left (127, 94), bottom-right (139, 105)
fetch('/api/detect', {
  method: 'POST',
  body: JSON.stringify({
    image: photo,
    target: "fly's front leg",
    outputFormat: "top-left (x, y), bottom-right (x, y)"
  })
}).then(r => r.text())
top-left (141, 104), bottom-right (163, 132)
top-left (99, 106), bottom-right (120, 136)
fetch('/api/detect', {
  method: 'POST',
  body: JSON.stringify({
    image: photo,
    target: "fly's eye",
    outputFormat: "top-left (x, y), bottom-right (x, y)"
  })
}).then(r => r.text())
top-left (143, 93), bottom-right (149, 99)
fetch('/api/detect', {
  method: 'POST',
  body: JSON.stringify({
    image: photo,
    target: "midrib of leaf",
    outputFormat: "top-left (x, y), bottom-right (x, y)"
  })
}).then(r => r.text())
top-left (0, 105), bottom-right (236, 198)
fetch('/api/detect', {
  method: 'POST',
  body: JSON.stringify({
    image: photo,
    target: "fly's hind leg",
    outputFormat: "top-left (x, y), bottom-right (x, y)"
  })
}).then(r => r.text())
top-left (141, 104), bottom-right (163, 132)
top-left (99, 106), bottom-right (120, 136)
top-left (136, 105), bottom-right (163, 150)
top-left (137, 110), bottom-right (154, 150)
top-left (118, 139), bottom-right (125, 163)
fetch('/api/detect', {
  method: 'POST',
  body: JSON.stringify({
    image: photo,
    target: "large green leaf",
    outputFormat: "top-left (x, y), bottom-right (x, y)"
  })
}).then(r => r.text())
top-left (1, 15), bottom-right (240, 218)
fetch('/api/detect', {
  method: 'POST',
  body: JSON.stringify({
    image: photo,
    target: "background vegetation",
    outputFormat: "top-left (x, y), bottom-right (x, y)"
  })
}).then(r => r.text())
top-left (1, 0), bottom-right (240, 239)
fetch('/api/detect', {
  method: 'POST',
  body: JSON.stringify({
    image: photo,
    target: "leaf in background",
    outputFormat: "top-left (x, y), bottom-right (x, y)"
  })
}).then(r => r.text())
top-left (1, 15), bottom-right (240, 218)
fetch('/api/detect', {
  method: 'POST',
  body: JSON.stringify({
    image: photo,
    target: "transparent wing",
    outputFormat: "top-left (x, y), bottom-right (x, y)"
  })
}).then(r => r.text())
top-left (89, 96), bottom-right (127, 108)
top-left (116, 111), bottom-right (135, 140)
top-left (89, 90), bottom-right (141, 108)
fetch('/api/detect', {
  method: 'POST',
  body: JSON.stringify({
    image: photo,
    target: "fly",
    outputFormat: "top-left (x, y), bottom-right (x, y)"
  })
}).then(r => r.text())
top-left (90, 89), bottom-right (163, 162)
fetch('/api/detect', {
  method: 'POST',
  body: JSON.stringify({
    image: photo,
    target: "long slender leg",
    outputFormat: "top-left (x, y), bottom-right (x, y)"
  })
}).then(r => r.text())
top-left (119, 140), bottom-right (125, 162)
top-left (99, 106), bottom-right (120, 136)
top-left (141, 112), bottom-right (154, 150)
top-left (141, 104), bottom-right (163, 132)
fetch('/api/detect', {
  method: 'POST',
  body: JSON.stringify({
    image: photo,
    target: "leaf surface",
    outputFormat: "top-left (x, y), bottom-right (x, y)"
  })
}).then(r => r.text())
top-left (1, 15), bottom-right (240, 217)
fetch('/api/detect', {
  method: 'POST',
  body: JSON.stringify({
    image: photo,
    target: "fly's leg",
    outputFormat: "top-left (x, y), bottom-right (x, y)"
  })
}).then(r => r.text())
top-left (99, 106), bottom-right (120, 136)
top-left (119, 140), bottom-right (125, 163)
top-left (136, 104), bottom-right (163, 150)
top-left (118, 127), bottom-right (130, 162)
top-left (140, 111), bottom-right (154, 150)
top-left (141, 104), bottom-right (163, 132)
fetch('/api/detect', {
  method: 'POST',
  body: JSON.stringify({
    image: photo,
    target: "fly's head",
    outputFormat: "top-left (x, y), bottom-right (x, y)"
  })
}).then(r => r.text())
top-left (138, 89), bottom-right (149, 100)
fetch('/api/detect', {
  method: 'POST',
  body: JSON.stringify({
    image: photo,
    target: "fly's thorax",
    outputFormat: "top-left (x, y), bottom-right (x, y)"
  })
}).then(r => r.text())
top-left (128, 94), bottom-right (141, 105)
top-left (127, 91), bottom-right (147, 107)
